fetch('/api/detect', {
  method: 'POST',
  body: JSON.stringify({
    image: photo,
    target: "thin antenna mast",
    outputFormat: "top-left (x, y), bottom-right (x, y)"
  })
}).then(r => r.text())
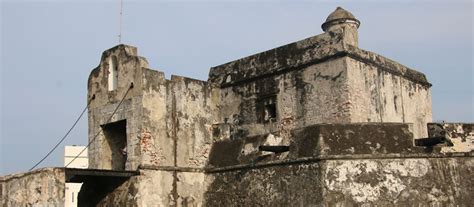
top-left (119, 0), bottom-right (123, 43)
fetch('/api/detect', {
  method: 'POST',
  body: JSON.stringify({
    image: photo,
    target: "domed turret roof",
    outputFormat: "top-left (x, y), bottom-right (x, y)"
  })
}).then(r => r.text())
top-left (321, 7), bottom-right (360, 32)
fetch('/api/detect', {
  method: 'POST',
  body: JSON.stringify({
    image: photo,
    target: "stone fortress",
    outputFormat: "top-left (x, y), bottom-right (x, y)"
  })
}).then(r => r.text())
top-left (1, 7), bottom-right (473, 206)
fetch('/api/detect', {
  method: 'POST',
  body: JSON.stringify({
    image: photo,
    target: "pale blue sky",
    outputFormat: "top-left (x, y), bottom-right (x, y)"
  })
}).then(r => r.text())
top-left (1, 0), bottom-right (472, 175)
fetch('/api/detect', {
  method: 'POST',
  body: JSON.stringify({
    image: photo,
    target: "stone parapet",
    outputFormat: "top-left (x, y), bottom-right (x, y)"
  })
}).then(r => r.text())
top-left (206, 123), bottom-right (442, 169)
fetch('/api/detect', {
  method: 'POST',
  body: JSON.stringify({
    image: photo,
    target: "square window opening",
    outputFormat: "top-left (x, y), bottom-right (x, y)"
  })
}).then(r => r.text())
top-left (257, 96), bottom-right (277, 123)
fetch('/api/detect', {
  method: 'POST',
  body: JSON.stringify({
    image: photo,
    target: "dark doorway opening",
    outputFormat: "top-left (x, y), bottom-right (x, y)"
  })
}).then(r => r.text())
top-left (101, 119), bottom-right (127, 171)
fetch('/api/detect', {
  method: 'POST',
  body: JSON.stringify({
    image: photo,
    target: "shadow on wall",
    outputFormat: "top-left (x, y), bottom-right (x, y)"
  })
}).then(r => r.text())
top-left (203, 131), bottom-right (323, 206)
top-left (77, 176), bottom-right (130, 207)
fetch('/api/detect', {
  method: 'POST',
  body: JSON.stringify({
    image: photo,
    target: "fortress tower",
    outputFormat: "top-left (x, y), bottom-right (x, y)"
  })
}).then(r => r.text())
top-left (1, 7), bottom-right (472, 207)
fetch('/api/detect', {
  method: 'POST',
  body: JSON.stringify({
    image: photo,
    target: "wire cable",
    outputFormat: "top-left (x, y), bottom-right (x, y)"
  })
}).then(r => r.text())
top-left (29, 96), bottom-right (93, 171)
top-left (65, 83), bottom-right (133, 168)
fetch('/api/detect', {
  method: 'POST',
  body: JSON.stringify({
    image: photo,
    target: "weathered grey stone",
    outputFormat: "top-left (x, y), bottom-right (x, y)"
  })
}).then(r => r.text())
top-left (322, 157), bottom-right (473, 206)
top-left (208, 30), bottom-right (432, 139)
top-left (205, 163), bottom-right (324, 206)
top-left (0, 168), bottom-right (65, 207)
top-left (291, 123), bottom-right (421, 158)
top-left (428, 122), bottom-right (474, 153)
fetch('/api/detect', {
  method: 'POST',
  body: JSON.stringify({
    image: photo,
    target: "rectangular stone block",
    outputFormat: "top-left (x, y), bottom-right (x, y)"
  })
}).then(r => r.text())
top-left (291, 123), bottom-right (418, 158)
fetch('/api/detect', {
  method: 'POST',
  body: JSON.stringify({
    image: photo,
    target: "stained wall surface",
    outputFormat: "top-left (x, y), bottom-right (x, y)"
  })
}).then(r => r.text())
top-left (203, 123), bottom-right (473, 206)
top-left (209, 31), bottom-right (352, 146)
top-left (202, 157), bottom-right (474, 206)
top-left (84, 45), bottom-right (217, 206)
top-left (346, 56), bottom-right (432, 138)
top-left (214, 57), bottom-right (351, 148)
top-left (427, 123), bottom-right (474, 153)
top-left (209, 30), bottom-right (432, 141)
top-left (82, 169), bottom-right (208, 207)
top-left (0, 168), bottom-right (65, 207)
top-left (87, 45), bottom-right (148, 171)
top-left (322, 157), bottom-right (473, 206)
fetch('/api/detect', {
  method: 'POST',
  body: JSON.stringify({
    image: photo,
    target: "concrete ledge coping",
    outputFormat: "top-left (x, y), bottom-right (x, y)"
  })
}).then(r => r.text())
top-left (205, 152), bottom-right (474, 173)
top-left (65, 168), bottom-right (140, 183)
top-left (136, 152), bottom-right (473, 174)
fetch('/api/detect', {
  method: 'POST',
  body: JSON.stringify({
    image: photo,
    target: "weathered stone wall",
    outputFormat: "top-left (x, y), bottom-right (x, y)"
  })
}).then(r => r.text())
top-left (291, 123), bottom-right (421, 157)
top-left (209, 28), bottom-right (432, 141)
top-left (203, 123), bottom-right (473, 206)
top-left (428, 122), bottom-right (474, 153)
top-left (87, 169), bottom-right (174, 206)
top-left (171, 76), bottom-right (219, 168)
top-left (323, 157), bottom-right (473, 206)
top-left (346, 57), bottom-right (432, 138)
top-left (208, 123), bottom-right (422, 170)
top-left (76, 121), bottom-right (474, 206)
top-left (214, 57), bottom-right (351, 149)
top-left (210, 31), bottom-right (351, 144)
top-left (88, 45), bottom-right (220, 172)
top-left (82, 168), bottom-right (207, 207)
top-left (86, 45), bottom-right (218, 206)
top-left (288, 121), bottom-right (473, 204)
top-left (140, 68), bottom-right (172, 167)
top-left (202, 156), bottom-right (474, 206)
top-left (0, 168), bottom-right (65, 207)
top-left (88, 45), bottom-right (148, 171)
top-left (204, 163), bottom-right (324, 206)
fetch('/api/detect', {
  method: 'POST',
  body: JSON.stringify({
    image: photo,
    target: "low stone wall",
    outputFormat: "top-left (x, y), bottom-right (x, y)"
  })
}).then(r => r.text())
top-left (323, 157), bottom-right (473, 205)
top-left (0, 168), bottom-right (65, 207)
top-left (203, 123), bottom-right (474, 206)
top-left (205, 163), bottom-right (323, 206)
top-left (203, 156), bottom-right (473, 206)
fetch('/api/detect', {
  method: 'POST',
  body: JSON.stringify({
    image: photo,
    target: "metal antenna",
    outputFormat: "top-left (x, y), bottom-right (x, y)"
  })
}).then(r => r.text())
top-left (119, 0), bottom-right (123, 43)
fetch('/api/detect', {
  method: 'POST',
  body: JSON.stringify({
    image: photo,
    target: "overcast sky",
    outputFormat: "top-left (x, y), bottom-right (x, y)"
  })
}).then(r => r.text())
top-left (1, 0), bottom-right (472, 175)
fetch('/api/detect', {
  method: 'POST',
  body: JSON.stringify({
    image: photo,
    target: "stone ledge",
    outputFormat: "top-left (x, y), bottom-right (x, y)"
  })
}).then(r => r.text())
top-left (134, 153), bottom-right (474, 174)
top-left (205, 153), bottom-right (474, 173)
top-left (139, 165), bottom-right (204, 172)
